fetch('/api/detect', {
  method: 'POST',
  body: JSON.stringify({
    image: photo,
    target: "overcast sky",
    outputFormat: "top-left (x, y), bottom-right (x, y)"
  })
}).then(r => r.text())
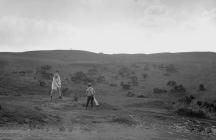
top-left (0, 0), bottom-right (216, 54)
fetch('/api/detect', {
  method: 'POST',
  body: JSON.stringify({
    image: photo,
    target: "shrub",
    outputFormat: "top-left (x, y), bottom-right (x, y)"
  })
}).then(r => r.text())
top-left (197, 101), bottom-right (203, 106)
top-left (199, 84), bottom-right (206, 91)
top-left (142, 73), bottom-right (148, 79)
top-left (176, 108), bottom-right (207, 118)
top-left (137, 95), bottom-right (147, 98)
top-left (202, 102), bottom-right (216, 112)
top-left (39, 80), bottom-right (46, 87)
top-left (130, 75), bottom-right (138, 86)
top-left (126, 91), bottom-right (135, 97)
top-left (178, 95), bottom-right (195, 105)
top-left (121, 82), bottom-right (131, 90)
top-left (167, 80), bottom-right (177, 87)
top-left (170, 84), bottom-right (186, 93)
top-left (153, 88), bottom-right (167, 94)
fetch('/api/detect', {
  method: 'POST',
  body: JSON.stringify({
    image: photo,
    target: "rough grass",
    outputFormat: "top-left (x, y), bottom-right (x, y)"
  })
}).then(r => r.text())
top-left (0, 104), bottom-right (60, 126)
top-left (111, 116), bottom-right (137, 126)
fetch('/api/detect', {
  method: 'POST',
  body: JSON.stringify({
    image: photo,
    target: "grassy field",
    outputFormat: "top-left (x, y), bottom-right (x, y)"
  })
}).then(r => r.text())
top-left (0, 50), bottom-right (216, 140)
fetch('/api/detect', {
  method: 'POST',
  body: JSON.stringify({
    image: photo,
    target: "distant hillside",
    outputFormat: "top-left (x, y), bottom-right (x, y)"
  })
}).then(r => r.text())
top-left (1, 50), bottom-right (216, 64)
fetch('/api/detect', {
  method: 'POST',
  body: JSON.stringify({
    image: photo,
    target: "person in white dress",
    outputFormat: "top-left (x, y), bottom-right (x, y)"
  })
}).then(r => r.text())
top-left (50, 71), bottom-right (62, 101)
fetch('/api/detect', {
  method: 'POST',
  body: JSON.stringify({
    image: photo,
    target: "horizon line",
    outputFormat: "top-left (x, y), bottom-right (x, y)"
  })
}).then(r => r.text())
top-left (0, 49), bottom-right (215, 55)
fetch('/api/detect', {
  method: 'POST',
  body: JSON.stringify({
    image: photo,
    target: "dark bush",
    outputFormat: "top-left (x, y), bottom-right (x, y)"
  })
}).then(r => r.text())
top-left (39, 81), bottom-right (46, 87)
top-left (153, 88), bottom-right (167, 94)
top-left (130, 76), bottom-right (138, 86)
top-left (199, 84), bottom-right (206, 91)
top-left (176, 108), bottom-right (207, 118)
top-left (167, 80), bottom-right (177, 87)
top-left (197, 101), bottom-right (202, 106)
top-left (142, 73), bottom-right (148, 79)
top-left (126, 91), bottom-right (135, 97)
top-left (202, 102), bottom-right (216, 112)
top-left (137, 95), bottom-right (147, 98)
top-left (178, 95), bottom-right (195, 105)
top-left (121, 82), bottom-right (131, 90)
top-left (19, 71), bottom-right (26, 76)
top-left (170, 84), bottom-right (186, 93)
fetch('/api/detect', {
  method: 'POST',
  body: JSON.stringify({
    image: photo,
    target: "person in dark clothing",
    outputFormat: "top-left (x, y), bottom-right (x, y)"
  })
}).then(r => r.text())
top-left (85, 83), bottom-right (95, 110)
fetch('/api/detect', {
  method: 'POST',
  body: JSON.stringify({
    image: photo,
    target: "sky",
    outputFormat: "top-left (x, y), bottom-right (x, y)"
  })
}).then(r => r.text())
top-left (0, 0), bottom-right (216, 54)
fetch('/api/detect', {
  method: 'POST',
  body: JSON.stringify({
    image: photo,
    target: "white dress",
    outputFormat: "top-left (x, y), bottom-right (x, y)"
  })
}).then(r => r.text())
top-left (52, 74), bottom-right (61, 90)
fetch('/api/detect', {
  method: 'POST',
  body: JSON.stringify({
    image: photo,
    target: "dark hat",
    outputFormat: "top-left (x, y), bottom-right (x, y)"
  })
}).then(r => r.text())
top-left (88, 83), bottom-right (92, 86)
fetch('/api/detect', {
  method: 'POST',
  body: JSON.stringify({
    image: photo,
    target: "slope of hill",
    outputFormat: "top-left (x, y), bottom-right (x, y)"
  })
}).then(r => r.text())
top-left (1, 50), bottom-right (216, 64)
top-left (1, 50), bottom-right (216, 139)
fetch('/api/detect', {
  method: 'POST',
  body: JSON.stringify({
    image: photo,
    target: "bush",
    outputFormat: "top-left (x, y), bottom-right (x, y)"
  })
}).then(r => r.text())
top-left (176, 108), bottom-right (207, 118)
top-left (39, 80), bottom-right (46, 87)
top-left (130, 76), bottom-right (138, 86)
top-left (178, 95), bottom-right (195, 105)
top-left (167, 80), bottom-right (177, 87)
top-left (126, 91), bottom-right (135, 97)
top-left (142, 73), bottom-right (148, 79)
top-left (137, 95), bottom-right (147, 98)
top-left (197, 101), bottom-right (202, 106)
top-left (153, 88), bottom-right (167, 94)
top-left (199, 84), bottom-right (206, 91)
top-left (202, 102), bottom-right (216, 112)
top-left (170, 84), bottom-right (186, 93)
top-left (121, 82), bottom-right (131, 90)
